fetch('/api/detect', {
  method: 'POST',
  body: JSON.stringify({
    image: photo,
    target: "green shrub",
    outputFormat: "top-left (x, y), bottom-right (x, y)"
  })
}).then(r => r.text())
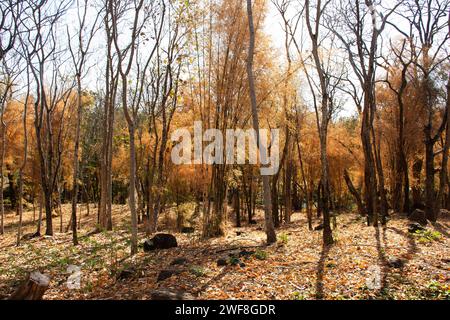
top-left (423, 281), bottom-right (450, 300)
top-left (278, 233), bottom-right (289, 245)
top-left (292, 291), bottom-right (306, 300)
top-left (254, 249), bottom-right (268, 260)
top-left (413, 230), bottom-right (442, 243)
top-left (229, 256), bottom-right (241, 266)
top-left (189, 266), bottom-right (207, 277)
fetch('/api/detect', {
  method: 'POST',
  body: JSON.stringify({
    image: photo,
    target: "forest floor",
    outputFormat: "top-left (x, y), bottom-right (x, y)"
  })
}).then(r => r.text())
top-left (0, 203), bottom-right (449, 300)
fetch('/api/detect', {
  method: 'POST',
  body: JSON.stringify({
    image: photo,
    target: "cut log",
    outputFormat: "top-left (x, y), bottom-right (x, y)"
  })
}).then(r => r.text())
top-left (9, 271), bottom-right (50, 300)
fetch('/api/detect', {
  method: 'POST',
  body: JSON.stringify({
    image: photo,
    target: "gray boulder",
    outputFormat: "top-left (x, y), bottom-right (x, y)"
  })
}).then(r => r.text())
top-left (143, 234), bottom-right (178, 252)
top-left (408, 209), bottom-right (428, 226)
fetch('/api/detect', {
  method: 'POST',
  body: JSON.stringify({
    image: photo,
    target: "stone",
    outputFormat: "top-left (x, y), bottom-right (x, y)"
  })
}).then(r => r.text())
top-left (408, 209), bottom-right (428, 226)
top-left (143, 234), bottom-right (178, 252)
top-left (217, 258), bottom-right (228, 267)
top-left (170, 257), bottom-right (188, 266)
top-left (387, 257), bottom-right (405, 269)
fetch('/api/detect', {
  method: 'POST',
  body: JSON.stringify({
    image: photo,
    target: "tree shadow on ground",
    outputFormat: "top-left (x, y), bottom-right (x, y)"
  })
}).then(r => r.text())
top-left (431, 222), bottom-right (450, 238)
top-left (374, 226), bottom-right (389, 294)
top-left (315, 243), bottom-right (331, 299)
top-left (93, 239), bottom-right (269, 299)
top-left (389, 227), bottom-right (419, 260)
top-left (374, 225), bottom-right (419, 298)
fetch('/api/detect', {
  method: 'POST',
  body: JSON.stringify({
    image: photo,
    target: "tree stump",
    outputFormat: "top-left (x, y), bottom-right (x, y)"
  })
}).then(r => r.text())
top-left (8, 271), bottom-right (50, 300)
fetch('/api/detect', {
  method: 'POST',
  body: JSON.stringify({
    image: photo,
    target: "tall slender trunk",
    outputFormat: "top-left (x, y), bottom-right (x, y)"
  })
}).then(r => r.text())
top-left (373, 127), bottom-right (389, 224)
top-left (0, 119), bottom-right (5, 235)
top-left (99, 33), bottom-right (115, 232)
top-left (284, 135), bottom-right (293, 224)
top-left (16, 172), bottom-right (24, 245)
top-left (424, 135), bottom-right (436, 221)
top-left (57, 183), bottom-right (63, 233)
top-left (106, 99), bottom-right (114, 230)
top-left (128, 124), bottom-right (138, 255)
top-left (319, 124), bottom-right (333, 246)
top-left (70, 77), bottom-right (82, 245)
top-left (436, 79), bottom-right (450, 218)
top-left (296, 128), bottom-right (312, 230)
top-left (246, 0), bottom-right (276, 244)
top-left (361, 100), bottom-right (378, 226)
top-left (17, 90), bottom-right (29, 245)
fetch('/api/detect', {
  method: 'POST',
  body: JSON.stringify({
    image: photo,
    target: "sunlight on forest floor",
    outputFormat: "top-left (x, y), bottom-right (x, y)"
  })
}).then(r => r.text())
top-left (0, 205), bottom-right (449, 300)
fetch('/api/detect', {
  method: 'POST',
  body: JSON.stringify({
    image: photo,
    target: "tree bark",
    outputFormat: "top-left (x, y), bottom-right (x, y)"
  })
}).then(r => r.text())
top-left (70, 76), bottom-right (82, 245)
top-left (0, 114), bottom-right (5, 235)
top-left (436, 78), bottom-right (450, 219)
top-left (344, 170), bottom-right (366, 217)
top-left (246, 0), bottom-right (276, 244)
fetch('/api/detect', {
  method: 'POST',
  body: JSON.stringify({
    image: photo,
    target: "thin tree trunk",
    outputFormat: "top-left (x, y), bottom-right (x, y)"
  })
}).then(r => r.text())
top-left (58, 184), bottom-right (63, 233)
top-left (16, 172), bottom-right (24, 246)
top-left (373, 127), bottom-right (389, 225)
top-left (128, 125), bottom-right (138, 255)
top-left (44, 191), bottom-right (53, 236)
top-left (36, 191), bottom-right (43, 236)
top-left (296, 133), bottom-right (312, 230)
top-left (436, 78), bottom-right (450, 219)
top-left (70, 76), bottom-right (82, 245)
top-left (0, 119), bottom-right (5, 236)
top-left (246, 0), bottom-right (276, 244)
top-left (344, 170), bottom-right (366, 216)
top-left (234, 189), bottom-right (241, 228)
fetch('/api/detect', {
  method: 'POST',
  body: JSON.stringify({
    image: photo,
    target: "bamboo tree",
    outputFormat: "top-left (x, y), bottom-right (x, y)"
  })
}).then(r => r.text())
top-left (246, 0), bottom-right (276, 244)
